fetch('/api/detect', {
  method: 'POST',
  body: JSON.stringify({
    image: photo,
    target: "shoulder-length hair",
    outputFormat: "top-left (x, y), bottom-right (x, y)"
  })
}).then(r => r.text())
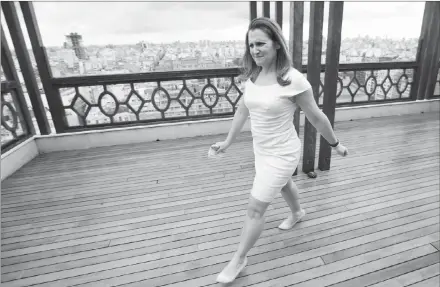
top-left (240, 17), bottom-right (293, 86)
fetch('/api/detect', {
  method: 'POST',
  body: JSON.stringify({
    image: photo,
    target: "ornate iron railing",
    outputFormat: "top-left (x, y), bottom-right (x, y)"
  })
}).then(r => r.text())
top-left (1, 80), bottom-right (33, 151)
top-left (50, 68), bottom-right (243, 131)
top-left (50, 61), bottom-right (417, 131)
top-left (1, 20), bottom-right (35, 152)
top-left (316, 61), bottom-right (416, 106)
top-left (434, 67), bottom-right (440, 97)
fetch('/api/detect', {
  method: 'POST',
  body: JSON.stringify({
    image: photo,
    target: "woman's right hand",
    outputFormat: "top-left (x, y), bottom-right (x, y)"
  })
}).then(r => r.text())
top-left (334, 143), bottom-right (348, 157)
top-left (211, 141), bottom-right (230, 154)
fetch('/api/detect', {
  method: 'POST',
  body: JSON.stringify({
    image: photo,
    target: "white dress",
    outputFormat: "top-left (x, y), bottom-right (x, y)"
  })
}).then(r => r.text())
top-left (243, 68), bottom-right (312, 202)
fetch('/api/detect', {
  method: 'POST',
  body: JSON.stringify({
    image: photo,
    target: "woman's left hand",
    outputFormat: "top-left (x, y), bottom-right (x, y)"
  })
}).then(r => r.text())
top-left (334, 143), bottom-right (348, 157)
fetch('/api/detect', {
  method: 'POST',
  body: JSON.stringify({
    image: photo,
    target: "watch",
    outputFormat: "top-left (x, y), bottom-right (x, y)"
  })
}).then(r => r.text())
top-left (329, 139), bottom-right (339, 148)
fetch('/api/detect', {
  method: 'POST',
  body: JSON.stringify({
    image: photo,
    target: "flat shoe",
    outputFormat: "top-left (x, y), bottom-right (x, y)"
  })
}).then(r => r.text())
top-left (278, 209), bottom-right (306, 230)
top-left (216, 257), bottom-right (248, 283)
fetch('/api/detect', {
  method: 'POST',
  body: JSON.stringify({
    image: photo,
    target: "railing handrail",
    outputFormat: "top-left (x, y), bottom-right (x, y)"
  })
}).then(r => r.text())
top-left (51, 68), bottom-right (242, 87)
top-left (336, 61), bottom-right (417, 71)
top-left (51, 61), bottom-right (418, 87)
top-left (1, 80), bottom-right (18, 93)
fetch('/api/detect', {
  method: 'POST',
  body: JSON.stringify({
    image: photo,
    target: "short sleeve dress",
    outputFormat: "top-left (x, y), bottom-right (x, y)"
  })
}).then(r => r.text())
top-left (243, 67), bottom-right (312, 202)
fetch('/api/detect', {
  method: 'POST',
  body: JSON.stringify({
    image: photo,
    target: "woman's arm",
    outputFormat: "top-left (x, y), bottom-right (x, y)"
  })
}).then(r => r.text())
top-left (295, 88), bottom-right (338, 145)
top-left (224, 96), bottom-right (249, 146)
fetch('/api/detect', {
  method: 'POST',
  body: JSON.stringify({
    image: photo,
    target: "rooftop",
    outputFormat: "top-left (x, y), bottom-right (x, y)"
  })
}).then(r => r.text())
top-left (1, 112), bottom-right (439, 286)
top-left (1, 1), bottom-right (440, 286)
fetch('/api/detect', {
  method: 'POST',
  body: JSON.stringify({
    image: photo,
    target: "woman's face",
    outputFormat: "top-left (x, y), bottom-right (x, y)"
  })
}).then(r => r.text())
top-left (248, 28), bottom-right (279, 68)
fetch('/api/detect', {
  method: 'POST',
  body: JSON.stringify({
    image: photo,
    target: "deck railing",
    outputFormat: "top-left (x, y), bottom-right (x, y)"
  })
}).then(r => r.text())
top-left (1, 22), bottom-right (35, 152)
top-left (435, 67), bottom-right (440, 97)
top-left (1, 1), bottom-right (439, 155)
top-left (48, 61), bottom-right (417, 132)
top-left (1, 80), bottom-right (34, 152)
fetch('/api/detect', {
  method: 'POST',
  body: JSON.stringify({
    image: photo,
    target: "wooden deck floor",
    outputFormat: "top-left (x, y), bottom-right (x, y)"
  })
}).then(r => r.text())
top-left (1, 112), bottom-right (439, 287)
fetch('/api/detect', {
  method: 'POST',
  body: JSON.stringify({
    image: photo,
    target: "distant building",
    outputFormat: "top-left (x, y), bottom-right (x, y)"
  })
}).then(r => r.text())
top-left (174, 57), bottom-right (199, 70)
top-left (64, 33), bottom-right (88, 60)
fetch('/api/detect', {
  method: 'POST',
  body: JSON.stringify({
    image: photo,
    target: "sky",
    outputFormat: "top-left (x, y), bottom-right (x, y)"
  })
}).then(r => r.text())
top-left (3, 1), bottom-right (426, 47)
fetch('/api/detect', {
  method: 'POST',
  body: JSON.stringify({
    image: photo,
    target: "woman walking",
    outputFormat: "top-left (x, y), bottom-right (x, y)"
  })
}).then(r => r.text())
top-left (211, 17), bottom-right (348, 283)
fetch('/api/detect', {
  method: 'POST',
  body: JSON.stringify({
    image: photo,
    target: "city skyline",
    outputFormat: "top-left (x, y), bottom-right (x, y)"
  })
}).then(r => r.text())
top-left (2, 1), bottom-right (436, 141)
top-left (27, 2), bottom-right (425, 47)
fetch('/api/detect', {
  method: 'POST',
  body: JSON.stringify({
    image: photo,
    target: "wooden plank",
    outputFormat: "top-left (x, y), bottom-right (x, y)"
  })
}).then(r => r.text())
top-left (27, 151), bottom-right (438, 212)
top-left (2, 191), bottom-right (436, 284)
top-left (5, 124), bottom-right (436, 186)
top-left (3, 146), bottom-right (436, 207)
top-left (321, 224), bottom-right (439, 264)
top-left (2, 198), bottom-right (437, 277)
top-left (2, 173), bottom-right (437, 253)
top-left (5, 170), bottom-right (436, 255)
top-left (417, 2), bottom-right (440, 100)
top-left (2, 163), bottom-right (437, 232)
top-left (216, 241), bottom-right (440, 287)
top-left (368, 263), bottom-right (440, 287)
top-left (1, 1), bottom-right (50, 135)
top-left (318, 2), bottom-right (343, 171)
top-left (431, 241), bottom-right (440, 250)
top-left (411, 2), bottom-right (430, 101)
top-left (114, 236), bottom-right (440, 287)
top-left (4, 145), bottom-right (435, 193)
top-left (1, 154), bottom-right (438, 213)
top-left (3, 181), bottom-right (437, 260)
top-left (68, 219), bottom-right (440, 287)
top-left (275, 1), bottom-right (283, 28)
top-left (3, 161), bottom-right (435, 223)
top-left (2, 161), bottom-right (437, 237)
top-left (7, 112), bottom-right (434, 167)
top-left (0, 24), bottom-right (34, 136)
top-left (1, 80), bottom-right (18, 93)
top-left (19, 2), bottom-right (66, 133)
top-left (290, 2), bottom-right (304, 176)
top-left (2, 205), bottom-right (436, 286)
top-left (427, 62), bottom-right (440, 99)
top-left (4, 136), bottom-right (437, 199)
top-left (20, 1), bottom-right (67, 133)
top-left (408, 276), bottom-right (440, 287)
top-left (3, 144), bottom-right (437, 194)
top-left (22, 121), bottom-right (435, 165)
top-left (289, 245), bottom-right (438, 287)
top-left (8, 132), bottom-right (436, 182)
top-left (211, 250), bottom-right (439, 287)
top-left (249, 1), bottom-right (257, 21)
top-left (263, 1), bottom-right (270, 18)
top-left (2, 151), bottom-right (438, 214)
top-left (6, 142), bottom-right (434, 182)
top-left (302, 1), bottom-right (324, 174)
top-left (2, 180), bottom-right (438, 260)
top-left (17, 2), bottom-right (65, 132)
top-left (3, 148), bottom-right (437, 212)
top-left (5, 201), bottom-right (438, 282)
top-left (424, 3), bottom-right (440, 99)
top-left (232, 234), bottom-right (439, 287)
top-left (329, 253), bottom-right (440, 287)
top-left (1, 113), bottom-right (439, 286)
top-left (3, 210), bottom-right (437, 286)
top-left (2, 157), bottom-right (438, 237)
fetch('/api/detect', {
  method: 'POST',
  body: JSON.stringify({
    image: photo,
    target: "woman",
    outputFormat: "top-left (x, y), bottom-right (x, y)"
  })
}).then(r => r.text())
top-left (211, 17), bottom-right (348, 283)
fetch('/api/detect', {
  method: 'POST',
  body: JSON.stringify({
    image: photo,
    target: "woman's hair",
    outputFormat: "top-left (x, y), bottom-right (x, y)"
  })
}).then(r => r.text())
top-left (240, 17), bottom-right (293, 86)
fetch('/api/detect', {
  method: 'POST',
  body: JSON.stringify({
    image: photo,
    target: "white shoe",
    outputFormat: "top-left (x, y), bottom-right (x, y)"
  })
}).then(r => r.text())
top-left (278, 209), bottom-right (306, 230)
top-left (216, 256), bottom-right (248, 283)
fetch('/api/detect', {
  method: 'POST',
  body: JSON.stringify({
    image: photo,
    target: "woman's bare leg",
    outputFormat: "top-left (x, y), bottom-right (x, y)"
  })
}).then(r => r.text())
top-left (217, 195), bottom-right (270, 283)
top-left (281, 178), bottom-right (301, 214)
top-left (279, 178), bottom-right (306, 230)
